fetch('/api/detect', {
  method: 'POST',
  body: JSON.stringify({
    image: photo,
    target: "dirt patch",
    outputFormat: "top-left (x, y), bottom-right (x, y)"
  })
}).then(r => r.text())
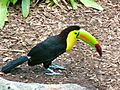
top-left (0, 0), bottom-right (120, 90)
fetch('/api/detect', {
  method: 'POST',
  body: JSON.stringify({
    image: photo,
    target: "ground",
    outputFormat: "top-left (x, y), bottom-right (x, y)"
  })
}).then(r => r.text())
top-left (0, 0), bottom-right (120, 90)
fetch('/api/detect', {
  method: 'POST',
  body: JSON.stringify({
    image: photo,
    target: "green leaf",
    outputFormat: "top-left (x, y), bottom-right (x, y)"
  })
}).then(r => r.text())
top-left (70, 0), bottom-right (77, 10)
top-left (80, 0), bottom-right (103, 11)
top-left (53, 0), bottom-right (62, 8)
top-left (0, 0), bottom-right (9, 29)
top-left (22, 0), bottom-right (30, 17)
top-left (53, 0), bottom-right (59, 5)
top-left (46, 0), bottom-right (61, 7)
top-left (10, 0), bottom-right (17, 5)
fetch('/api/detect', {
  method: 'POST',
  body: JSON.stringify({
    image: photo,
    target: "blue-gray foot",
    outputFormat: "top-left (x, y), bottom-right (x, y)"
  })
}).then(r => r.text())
top-left (49, 64), bottom-right (66, 70)
top-left (45, 68), bottom-right (64, 76)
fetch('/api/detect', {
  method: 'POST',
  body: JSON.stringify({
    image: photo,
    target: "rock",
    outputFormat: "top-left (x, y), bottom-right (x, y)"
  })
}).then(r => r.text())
top-left (0, 77), bottom-right (88, 90)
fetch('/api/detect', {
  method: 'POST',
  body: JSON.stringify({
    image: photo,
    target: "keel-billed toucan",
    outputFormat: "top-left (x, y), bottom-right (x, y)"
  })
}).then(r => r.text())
top-left (1, 26), bottom-right (102, 75)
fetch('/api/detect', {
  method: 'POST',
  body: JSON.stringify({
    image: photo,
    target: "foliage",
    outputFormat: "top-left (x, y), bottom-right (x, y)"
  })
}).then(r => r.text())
top-left (80, 0), bottom-right (103, 11)
top-left (0, 0), bottom-right (103, 29)
top-left (0, 0), bottom-right (9, 29)
top-left (0, 0), bottom-right (30, 29)
top-left (22, 0), bottom-right (30, 17)
top-left (46, 0), bottom-right (60, 6)
top-left (46, 0), bottom-right (103, 10)
top-left (70, 0), bottom-right (77, 10)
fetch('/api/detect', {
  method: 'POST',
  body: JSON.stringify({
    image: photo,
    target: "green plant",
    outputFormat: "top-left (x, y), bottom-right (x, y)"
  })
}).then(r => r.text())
top-left (45, 0), bottom-right (61, 8)
top-left (70, 0), bottom-right (77, 10)
top-left (0, 0), bottom-right (104, 29)
top-left (0, 0), bottom-right (9, 29)
top-left (80, 0), bottom-right (103, 11)
top-left (0, 0), bottom-right (30, 29)
top-left (47, 0), bottom-right (103, 10)
top-left (22, 0), bottom-right (30, 17)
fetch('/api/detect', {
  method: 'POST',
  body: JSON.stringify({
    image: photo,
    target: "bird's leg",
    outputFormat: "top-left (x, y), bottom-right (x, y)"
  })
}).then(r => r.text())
top-left (49, 64), bottom-right (66, 70)
top-left (45, 68), bottom-right (64, 76)
top-left (43, 62), bottom-right (64, 76)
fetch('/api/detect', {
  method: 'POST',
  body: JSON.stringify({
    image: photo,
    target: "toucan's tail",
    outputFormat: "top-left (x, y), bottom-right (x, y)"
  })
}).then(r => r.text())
top-left (1, 56), bottom-right (30, 74)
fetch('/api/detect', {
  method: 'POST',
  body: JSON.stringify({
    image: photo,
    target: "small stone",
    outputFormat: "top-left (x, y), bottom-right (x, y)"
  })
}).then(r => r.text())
top-left (20, 27), bottom-right (25, 31)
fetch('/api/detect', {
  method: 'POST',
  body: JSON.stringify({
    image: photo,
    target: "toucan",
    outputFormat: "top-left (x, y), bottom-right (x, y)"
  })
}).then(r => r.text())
top-left (1, 26), bottom-right (102, 75)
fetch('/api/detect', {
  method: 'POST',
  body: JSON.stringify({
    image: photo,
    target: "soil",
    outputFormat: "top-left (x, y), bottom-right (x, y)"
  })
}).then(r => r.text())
top-left (0, 0), bottom-right (120, 90)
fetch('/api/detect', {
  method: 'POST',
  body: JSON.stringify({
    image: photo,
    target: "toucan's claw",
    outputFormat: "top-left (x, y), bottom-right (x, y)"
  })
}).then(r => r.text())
top-left (49, 64), bottom-right (66, 70)
top-left (45, 68), bottom-right (64, 76)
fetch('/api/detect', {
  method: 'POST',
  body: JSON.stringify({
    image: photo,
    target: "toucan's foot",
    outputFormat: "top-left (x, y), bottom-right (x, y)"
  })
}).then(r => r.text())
top-left (49, 64), bottom-right (66, 70)
top-left (45, 68), bottom-right (64, 76)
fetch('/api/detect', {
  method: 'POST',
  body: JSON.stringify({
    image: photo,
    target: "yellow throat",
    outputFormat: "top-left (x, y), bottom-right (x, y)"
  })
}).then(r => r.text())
top-left (66, 30), bottom-right (79, 52)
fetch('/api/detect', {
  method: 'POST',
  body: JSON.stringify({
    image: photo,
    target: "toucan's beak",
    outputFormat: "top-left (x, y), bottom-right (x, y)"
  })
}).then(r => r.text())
top-left (79, 29), bottom-right (102, 56)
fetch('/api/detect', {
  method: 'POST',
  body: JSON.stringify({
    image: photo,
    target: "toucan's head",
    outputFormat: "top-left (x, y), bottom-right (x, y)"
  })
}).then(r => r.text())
top-left (60, 25), bottom-right (102, 56)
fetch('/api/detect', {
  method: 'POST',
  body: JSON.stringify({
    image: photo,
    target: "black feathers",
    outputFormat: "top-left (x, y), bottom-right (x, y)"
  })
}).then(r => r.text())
top-left (27, 36), bottom-right (66, 67)
top-left (59, 25), bottom-right (80, 38)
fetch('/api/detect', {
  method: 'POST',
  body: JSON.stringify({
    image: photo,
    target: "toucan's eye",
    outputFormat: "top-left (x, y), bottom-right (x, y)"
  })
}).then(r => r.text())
top-left (74, 32), bottom-right (77, 35)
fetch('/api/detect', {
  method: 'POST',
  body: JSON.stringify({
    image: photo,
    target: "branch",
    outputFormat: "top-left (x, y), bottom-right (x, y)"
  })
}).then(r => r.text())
top-left (0, 49), bottom-right (25, 53)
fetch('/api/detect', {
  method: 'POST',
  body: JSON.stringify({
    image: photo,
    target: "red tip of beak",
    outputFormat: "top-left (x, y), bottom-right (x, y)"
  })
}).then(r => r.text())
top-left (95, 44), bottom-right (102, 57)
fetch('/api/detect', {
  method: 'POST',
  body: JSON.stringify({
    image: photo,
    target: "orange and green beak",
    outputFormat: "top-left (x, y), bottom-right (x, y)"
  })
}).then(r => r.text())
top-left (66, 28), bottom-right (102, 56)
top-left (79, 29), bottom-right (102, 56)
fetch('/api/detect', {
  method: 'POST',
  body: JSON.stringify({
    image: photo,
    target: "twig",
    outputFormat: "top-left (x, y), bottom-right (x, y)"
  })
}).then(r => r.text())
top-left (61, 0), bottom-right (69, 9)
top-left (32, 0), bottom-right (40, 7)
top-left (61, 0), bottom-right (67, 6)
top-left (0, 49), bottom-right (25, 53)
